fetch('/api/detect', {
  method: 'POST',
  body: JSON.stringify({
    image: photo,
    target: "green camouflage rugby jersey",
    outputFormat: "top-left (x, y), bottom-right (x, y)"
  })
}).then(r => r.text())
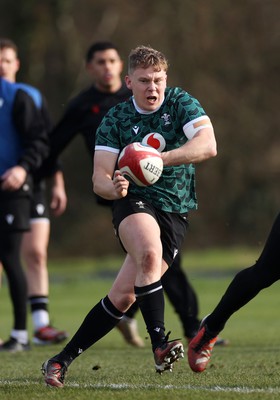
top-left (95, 86), bottom-right (208, 213)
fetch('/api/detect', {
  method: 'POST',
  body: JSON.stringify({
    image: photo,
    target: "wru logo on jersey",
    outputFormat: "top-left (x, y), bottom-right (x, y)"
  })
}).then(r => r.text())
top-left (136, 201), bottom-right (145, 209)
top-left (161, 113), bottom-right (171, 125)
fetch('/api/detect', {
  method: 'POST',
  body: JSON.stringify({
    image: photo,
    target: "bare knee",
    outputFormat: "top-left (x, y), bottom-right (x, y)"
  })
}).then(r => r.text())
top-left (141, 249), bottom-right (160, 275)
top-left (22, 246), bottom-right (47, 269)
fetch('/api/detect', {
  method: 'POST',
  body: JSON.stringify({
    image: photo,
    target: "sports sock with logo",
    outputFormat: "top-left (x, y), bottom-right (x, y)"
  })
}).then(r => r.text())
top-left (53, 295), bottom-right (123, 365)
top-left (135, 280), bottom-right (165, 351)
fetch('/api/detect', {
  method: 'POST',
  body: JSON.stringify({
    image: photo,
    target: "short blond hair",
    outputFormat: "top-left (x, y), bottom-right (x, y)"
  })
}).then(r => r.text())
top-left (128, 45), bottom-right (168, 73)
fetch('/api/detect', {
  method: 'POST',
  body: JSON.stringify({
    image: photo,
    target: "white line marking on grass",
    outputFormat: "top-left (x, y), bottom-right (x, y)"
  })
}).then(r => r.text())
top-left (1, 381), bottom-right (280, 394)
top-left (79, 384), bottom-right (280, 394)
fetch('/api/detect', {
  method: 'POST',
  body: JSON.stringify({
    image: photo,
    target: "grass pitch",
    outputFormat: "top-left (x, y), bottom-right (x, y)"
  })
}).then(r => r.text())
top-left (0, 247), bottom-right (280, 400)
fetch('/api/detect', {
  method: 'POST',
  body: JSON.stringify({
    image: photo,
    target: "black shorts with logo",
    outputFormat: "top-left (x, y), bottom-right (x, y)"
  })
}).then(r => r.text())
top-left (0, 176), bottom-right (32, 233)
top-left (30, 181), bottom-right (50, 220)
top-left (112, 194), bottom-right (189, 267)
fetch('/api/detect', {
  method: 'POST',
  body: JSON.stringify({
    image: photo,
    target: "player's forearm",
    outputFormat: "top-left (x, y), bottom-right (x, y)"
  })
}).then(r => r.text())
top-left (161, 128), bottom-right (217, 166)
top-left (93, 171), bottom-right (128, 200)
top-left (93, 168), bottom-right (116, 200)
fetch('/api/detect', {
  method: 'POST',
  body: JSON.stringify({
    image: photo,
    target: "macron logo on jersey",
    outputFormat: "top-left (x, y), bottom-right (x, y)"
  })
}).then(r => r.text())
top-left (132, 126), bottom-right (139, 135)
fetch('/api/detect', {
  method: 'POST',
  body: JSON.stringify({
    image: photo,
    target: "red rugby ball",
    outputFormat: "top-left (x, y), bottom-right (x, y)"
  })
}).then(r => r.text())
top-left (118, 142), bottom-right (163, 186)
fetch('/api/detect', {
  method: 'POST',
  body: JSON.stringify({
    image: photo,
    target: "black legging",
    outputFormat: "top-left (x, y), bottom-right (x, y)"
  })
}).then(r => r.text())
top-left (207, 212), bottom-right (280, 332)
top-left (0, 231), bottom-right (27, 330)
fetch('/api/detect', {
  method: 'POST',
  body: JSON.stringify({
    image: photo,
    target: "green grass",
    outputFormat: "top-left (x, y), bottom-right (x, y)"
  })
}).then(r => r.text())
top-left (0, 247), bottom-right (280, 399)
top-left (47, 245), bottom-right (261, 276)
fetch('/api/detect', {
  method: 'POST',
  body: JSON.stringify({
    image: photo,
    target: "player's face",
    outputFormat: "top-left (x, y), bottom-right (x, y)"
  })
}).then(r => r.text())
top-left (0, 47), bottom-right (19, 82)
top-left (86, 49), bottom-right (123, 92)
top-left (125, 67), bottom-right (167, 112)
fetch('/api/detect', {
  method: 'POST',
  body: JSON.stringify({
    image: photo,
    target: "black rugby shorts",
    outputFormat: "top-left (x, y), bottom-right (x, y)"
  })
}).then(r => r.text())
top-left (0, 178), bottom-right (32, 233)
top-left (112, 194), bottom-right (189, 266)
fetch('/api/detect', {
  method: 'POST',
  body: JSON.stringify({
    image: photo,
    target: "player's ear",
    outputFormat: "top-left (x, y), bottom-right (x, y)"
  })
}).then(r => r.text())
top-left (125, 75), bottom-right (132, 89)
top-left (85, 61), bottom-right (92, 72)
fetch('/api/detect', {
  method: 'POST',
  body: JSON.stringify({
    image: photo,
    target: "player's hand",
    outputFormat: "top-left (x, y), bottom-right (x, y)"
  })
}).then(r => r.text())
top-left (113, 170), bottom-right (129, 198)
top-left (0, 166), bottom-right (27, 191)
top-left (50, 184), bottom-right (68, 216)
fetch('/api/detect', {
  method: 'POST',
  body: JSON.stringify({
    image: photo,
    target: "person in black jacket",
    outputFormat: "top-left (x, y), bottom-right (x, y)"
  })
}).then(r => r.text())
top-left (0, 74), bottom-right (49, 351)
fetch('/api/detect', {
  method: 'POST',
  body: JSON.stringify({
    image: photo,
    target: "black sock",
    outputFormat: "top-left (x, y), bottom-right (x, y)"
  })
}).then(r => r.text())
top-left (29, 295), bottom-right (48, 312)
top-left (135, 280), bottom-right (165, 351)
top-left (52, 296), bottom-right (123, 366)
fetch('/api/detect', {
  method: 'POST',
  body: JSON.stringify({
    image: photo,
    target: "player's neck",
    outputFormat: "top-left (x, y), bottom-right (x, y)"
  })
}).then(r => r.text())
top-left (94, 80), bottom-right (122, 94)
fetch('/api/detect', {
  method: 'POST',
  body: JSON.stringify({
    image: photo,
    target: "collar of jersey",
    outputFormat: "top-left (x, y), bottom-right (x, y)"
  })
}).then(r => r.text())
top-left (132, 96), bottom-right (164, 114)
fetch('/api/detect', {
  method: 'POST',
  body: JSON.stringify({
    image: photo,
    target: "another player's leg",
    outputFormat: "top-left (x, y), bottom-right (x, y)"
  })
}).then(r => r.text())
top-left (0, 231), bottom-right (30, 352)
top-left (22, 218), bottom-right (68, 345)
top-left (188, 213), bottom-right (280, 372)
top-left (116, 301), bottom-right (144, 347)
top-left (188, 315), bottom-right (218, 372)
top-left (162, 254), bottom-right (229, 346)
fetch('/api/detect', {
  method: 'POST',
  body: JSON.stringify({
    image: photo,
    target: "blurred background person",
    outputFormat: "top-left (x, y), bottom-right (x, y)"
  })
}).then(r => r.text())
top-left (0, 38), bottom-right (68, 346)
top-left (0, 71), bottom-right (49, 350)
